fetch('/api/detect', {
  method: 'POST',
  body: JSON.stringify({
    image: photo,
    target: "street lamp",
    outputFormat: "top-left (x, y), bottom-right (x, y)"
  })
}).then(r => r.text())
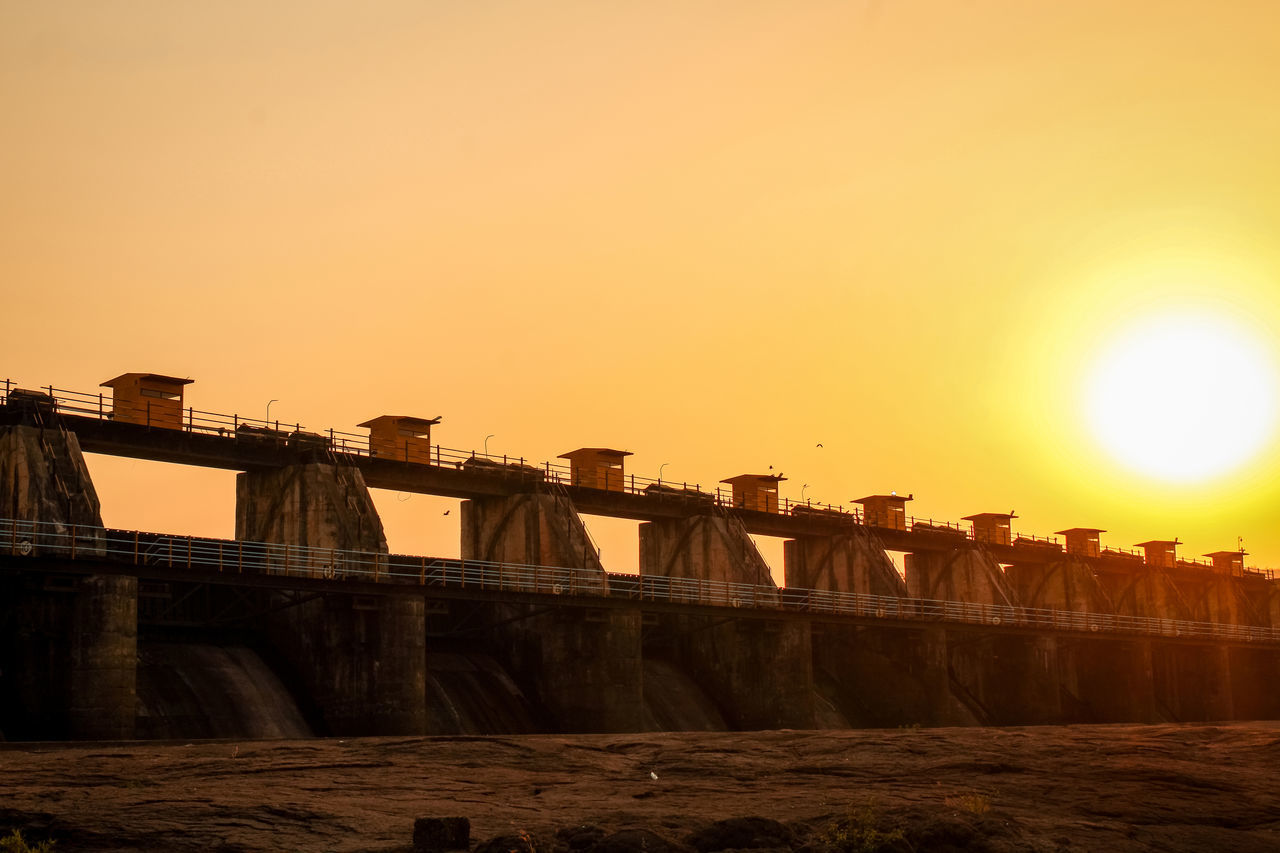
top-left (658, 462), bottom-right (669, 484)
top-left (484, 434), bottom-right (495, 456)
top-left (266, 399), bottom-right (278, 427)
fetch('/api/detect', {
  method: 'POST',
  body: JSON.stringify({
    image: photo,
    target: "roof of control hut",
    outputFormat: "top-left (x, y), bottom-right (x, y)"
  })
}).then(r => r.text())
top-left (558, 448), bottom-right (633, 461)
top-left (721, 473), bottom-right (786, 486)
top-left (100, 373), bottom-right (193, 390)
top-left (357, 415), bottom-right (441, 432)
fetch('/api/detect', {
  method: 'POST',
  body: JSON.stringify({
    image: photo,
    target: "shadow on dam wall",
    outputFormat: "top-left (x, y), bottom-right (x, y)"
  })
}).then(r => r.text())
top-left (132, 642), bottom-right (732, 740)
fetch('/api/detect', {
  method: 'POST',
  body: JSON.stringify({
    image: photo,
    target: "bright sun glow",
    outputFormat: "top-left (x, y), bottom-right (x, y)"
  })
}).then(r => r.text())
top-left (1085, 311), bottom-right (1279, 482)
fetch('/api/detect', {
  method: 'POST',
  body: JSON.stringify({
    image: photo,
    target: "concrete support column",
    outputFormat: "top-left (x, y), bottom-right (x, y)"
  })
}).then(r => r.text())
top-left (499, 606), bottom-right (644, 733)
top-left (1207, 644), bottom-right (1235, 721)
top-left (238, 462), bottom-right (427, 736)
top-left (905, 549), bottom-right (1017, 607)
top-left (639, 514), bottom-right (774, 588)
top-left (69, 575), bottom-right (137, 739)
top-left (1060, 638), bottom-right (1157, 723)
top-left (945, 631), bottom-right (1063, 725)
top-left (268, 593), bottom-right (427, 735)
top-left (462, 493), bottom-right (603, 571)
top-left (677, 616), bottom-right (814, 730)
top-left (783, 529), bottom-right (907, 597)
top-left (1006, 560), bottom-right (1113, 614)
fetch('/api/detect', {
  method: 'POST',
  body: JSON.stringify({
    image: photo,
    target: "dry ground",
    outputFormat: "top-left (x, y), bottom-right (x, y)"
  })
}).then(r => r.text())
top-left (2, 723), bottom-right (1279, 851)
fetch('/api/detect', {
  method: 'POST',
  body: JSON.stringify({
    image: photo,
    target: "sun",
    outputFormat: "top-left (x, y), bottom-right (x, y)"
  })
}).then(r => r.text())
top-left (1084, 310), bottom-right (1279, 482)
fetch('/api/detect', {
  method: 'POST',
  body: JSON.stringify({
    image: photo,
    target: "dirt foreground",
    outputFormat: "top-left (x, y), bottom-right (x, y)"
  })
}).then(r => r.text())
top-left (3, 723), bottom-right (1279, 852)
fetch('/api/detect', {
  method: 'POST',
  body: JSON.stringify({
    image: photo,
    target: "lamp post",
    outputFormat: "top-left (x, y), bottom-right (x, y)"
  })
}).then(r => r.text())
top-left (484, 434), bottom-right (495, 457)
top-left (658, 462), bottom-right (668, 484)
top-left (266, 399), bottom-right (278, 428)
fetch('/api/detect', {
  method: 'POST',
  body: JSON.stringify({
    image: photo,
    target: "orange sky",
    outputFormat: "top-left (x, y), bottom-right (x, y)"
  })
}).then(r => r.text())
top-left (4, 1), bottom-right (1280, 576)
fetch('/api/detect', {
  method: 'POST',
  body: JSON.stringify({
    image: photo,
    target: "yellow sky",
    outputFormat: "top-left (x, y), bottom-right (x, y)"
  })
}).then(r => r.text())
top-left (4, 1), bottom-right (1280, 574)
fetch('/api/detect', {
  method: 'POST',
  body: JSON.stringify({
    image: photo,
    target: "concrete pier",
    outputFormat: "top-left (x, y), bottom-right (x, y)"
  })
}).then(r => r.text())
top-left (69, 575), bottom-right (138, 739)
top-left (655, 614), bottom-right (814, 730)
top-left (0, 423), bottom-right (104, 553)
top-left (945, 632), bottom-right (1063, 725)
top-left (904, 547), bottom-right (1018, 606)
top-left (639, 513), bottom-right (774, 588)
top-left (1057, 638), bottom-right (1157, 723)
top-left (812, 624), bottom-right (975, 727)
top-left (496, 605), bottom-right (644, 733)
top-left (1006, 559), bottom-right (1113, 614)
top-left (783, 527), bottom-right (908, 597)
top-left (237, 462), bottom-right (427, 736)
top-left (462, 492), bottom-right (605, 572)
top-left (1, 421), bottom-right (133, 738)
top-left (462, 490), bottom-right (642, 731)
top-left (1100, 568), bottom-right (1194, 621)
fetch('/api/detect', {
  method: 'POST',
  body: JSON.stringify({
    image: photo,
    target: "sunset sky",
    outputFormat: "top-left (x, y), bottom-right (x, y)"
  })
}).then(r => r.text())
top-left (5, 1), bottom-right (1280, 576)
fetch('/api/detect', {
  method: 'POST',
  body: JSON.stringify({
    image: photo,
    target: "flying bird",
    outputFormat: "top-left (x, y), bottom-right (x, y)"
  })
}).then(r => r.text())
top-left (443, 510), bottom-right (451, 516)
top-left (816, 443), bottom-right (823, 448)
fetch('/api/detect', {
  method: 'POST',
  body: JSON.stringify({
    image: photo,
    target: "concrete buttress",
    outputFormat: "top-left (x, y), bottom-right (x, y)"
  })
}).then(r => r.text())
top-left (905, 547), bottom-right (1018, 607)
top-left (1006, 559), bottom-right (1113, 615)
top-left (639, 513), bottom-right (774, 589)
top-left (237, 463), bottom-right (427, 735)
top-left (462, 490), bottom-right (642, 732)
top-left (0, 423), bottom-right (134, 739)
top-left (640, 513), bottom-right (813, 727)
top-left (783, 527), bottom-right (908, 597)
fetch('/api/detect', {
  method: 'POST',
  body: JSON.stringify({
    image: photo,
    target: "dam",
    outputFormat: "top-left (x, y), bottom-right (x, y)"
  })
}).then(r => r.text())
top-left (1, 373), bottom-right (1278, 740)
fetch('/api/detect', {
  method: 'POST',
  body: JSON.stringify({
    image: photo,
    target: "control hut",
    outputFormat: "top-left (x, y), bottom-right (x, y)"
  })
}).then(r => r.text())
top-left (963, 512), bottom-right (1016, 546)
top-left (100, 372), bottom-right (193, 429)
top-left (1057, 527), bottom-right (1105, 559)
top-left (1136, 539), bottom-right (1179, 569)
top-left (559, 448), bottom-right (631, 492)
top-left (1204, 550), bottom-right (1247, 577)
top-left (855, 494), bottom-right (912, 531)
top-left (721, 474), bottom-right (785, 513)
top-left (359, 415), bottom-right (440, 465)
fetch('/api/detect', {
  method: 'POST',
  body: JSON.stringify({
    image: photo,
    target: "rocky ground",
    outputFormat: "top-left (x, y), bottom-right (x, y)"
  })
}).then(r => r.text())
top-left (2, 723), bottom-right (1279, 852)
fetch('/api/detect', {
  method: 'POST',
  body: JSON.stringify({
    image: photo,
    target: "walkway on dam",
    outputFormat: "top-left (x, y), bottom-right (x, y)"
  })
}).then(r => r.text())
top-left (8, 378), bottom-right (1265, 567)
top-left (4, 516), bottom-right (1277, 645)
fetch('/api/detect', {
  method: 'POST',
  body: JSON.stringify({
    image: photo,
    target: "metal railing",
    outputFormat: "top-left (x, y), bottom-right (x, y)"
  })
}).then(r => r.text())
top-left (2, 517), bottom-right (1276, 644)
top-left (2, 378), bottom-right (1275, 580)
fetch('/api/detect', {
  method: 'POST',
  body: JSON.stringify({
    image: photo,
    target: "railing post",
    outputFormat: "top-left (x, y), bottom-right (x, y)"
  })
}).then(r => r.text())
top-left (70, 524), bottom-right (76, 560)
top-left (167, 536), bottom-right (173, 566)
top-left (420, 555), bottom-right (426, 585)
top-left (187, 537), bottom-right (192, 569)
top-left (218, 542), bottom-right (224, 573)
top-left (238, 541), bottom-right (243, 573)
top-left (133, 531), bottom-right (139, 564)
top-left (284, 544), bottom-right (290, 576)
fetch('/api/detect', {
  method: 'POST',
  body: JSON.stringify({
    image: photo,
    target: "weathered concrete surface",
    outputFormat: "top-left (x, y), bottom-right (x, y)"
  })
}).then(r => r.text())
top-left (1151, 643), bottom-right (1234, 722)
top-left (68, 575), bottom-right (137, 739)
top-left (1172, 574), bottom-right (1269, 627)
top-left (650, 614), bottom-right (814, 730)
top-left (462, 492), bottom-right (605, 573)
top-left (0, 425), bottom-right (131, 738)
top-left (1057, 638), bottom-right (1157, 723)
top-left (0, 424), bottom-right (104, 553)
top-left (639, 514), bottom-right (774, 588)
top-left (946, 633), bottom-right (1063, 725)
top-left (236, 463), bottom-right (386, 564)
top-left (812, 624), bottom-right (978, 727)
top-left (783, 527), bottom-right (908, 597)
top-left (1007, 559), bottom-right (1113, 614)
top-left (238, 462), bottom-right (427, 736)
top-left (495, 605), bottom-right (644, 733)
top-left (1099, 568), bottom-right (1194, 621)
top-left (460, 491), bottom-right (639, 732)
top-left (904, 547), bottom-right (1018, 606)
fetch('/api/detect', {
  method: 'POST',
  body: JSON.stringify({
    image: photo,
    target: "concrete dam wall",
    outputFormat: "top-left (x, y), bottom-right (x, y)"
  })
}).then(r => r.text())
top-left (2, 415), bottom-right (1280, 740)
